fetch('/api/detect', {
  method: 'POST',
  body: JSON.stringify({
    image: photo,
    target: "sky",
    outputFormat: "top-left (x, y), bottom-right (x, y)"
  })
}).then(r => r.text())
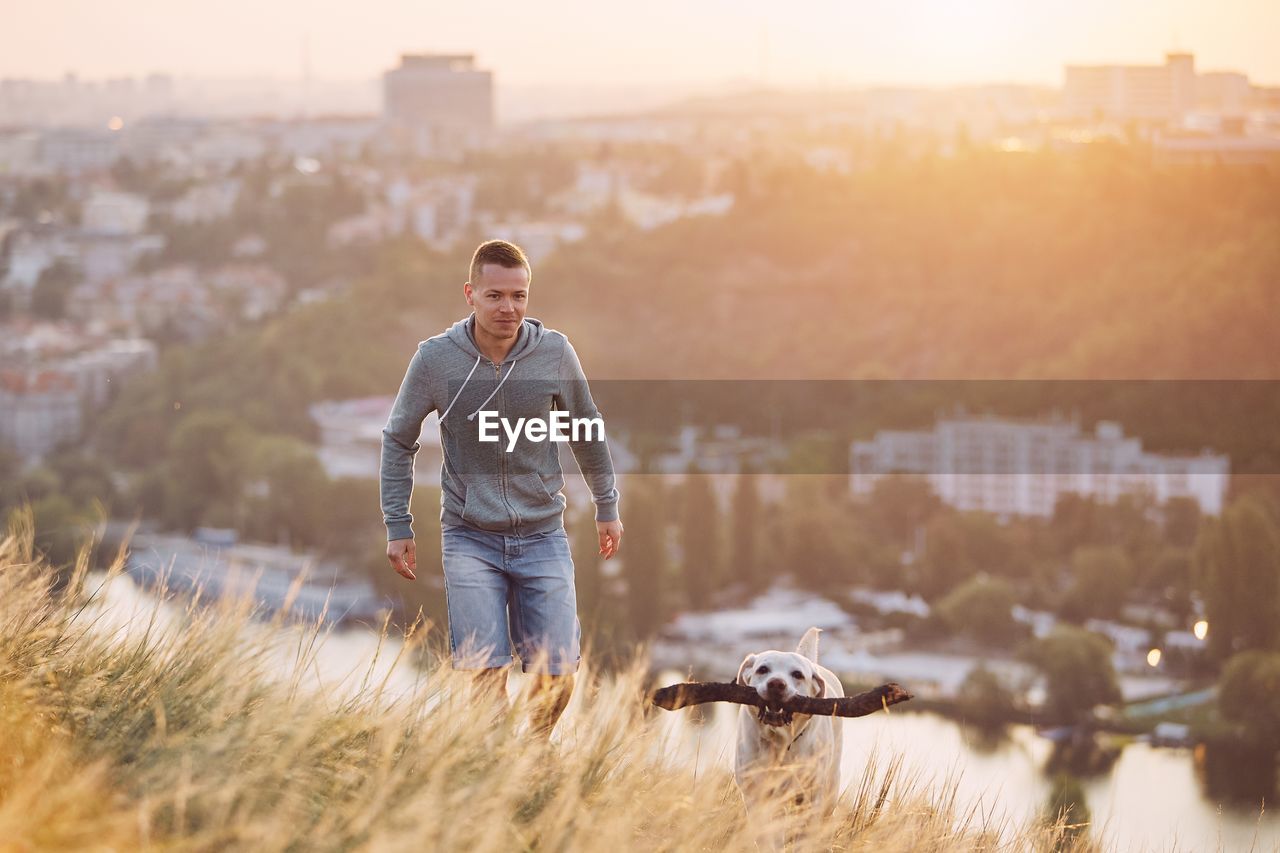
top-left (3, 0), bottom-right (1278, 89)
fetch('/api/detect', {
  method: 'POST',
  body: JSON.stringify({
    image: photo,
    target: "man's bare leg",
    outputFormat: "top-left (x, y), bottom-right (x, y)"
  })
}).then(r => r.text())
top-left (470, 665), bottom-right (511, 710)
top-left (526, 672), bottom-right (575, 740)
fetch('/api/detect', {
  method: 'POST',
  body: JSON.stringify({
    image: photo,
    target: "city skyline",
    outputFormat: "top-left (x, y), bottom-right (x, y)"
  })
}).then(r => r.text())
top-left (4, 0), bottom-right (1280, 90)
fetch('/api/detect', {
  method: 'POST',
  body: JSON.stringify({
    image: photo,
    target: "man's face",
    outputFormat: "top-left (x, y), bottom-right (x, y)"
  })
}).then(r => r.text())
top-left (465, 263), bottom-right (529, 342)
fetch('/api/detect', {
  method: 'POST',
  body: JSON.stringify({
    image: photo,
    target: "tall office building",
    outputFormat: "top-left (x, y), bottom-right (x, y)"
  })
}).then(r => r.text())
top-left (382, 54), bottom-right (493, 155)
top-left (1064, 52), bottom-right (1199, 122)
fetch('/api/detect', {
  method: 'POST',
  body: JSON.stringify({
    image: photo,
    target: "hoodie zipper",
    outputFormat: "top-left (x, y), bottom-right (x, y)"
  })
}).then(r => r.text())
top-left (492, 359), bottom-right (518, 531)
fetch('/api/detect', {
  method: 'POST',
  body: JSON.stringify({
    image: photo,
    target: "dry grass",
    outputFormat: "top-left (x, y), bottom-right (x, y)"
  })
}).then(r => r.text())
top-left (0, 505), bottom-right (1099, 852)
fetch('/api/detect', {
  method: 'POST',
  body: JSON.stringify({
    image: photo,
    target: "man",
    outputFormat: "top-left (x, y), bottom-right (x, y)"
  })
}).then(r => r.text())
top-left (380, 239), bottom-right (622, 739)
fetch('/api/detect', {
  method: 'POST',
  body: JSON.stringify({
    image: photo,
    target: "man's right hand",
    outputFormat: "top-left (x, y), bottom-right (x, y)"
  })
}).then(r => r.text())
top-left (387, 538), bottom-right (417, 580)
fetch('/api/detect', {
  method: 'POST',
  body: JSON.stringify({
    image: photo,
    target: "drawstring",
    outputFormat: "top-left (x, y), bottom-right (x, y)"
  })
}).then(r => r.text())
top-left (467, 360), bottom-right (516, 421)
top-left (437, 354), bottom-right (519, 423)
top-left (439, 355), bottom-right (481, 421)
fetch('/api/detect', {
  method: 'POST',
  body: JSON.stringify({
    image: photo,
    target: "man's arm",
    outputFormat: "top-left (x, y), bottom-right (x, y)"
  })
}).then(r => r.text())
top-left (554, 337), bottom-right (620, 528)
top-left (380, 345), bottom-right (435, 544)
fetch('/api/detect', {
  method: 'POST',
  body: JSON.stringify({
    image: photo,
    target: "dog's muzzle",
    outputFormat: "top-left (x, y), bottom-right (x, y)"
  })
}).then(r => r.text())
top-left (757, 706), bottom-right (794, 727)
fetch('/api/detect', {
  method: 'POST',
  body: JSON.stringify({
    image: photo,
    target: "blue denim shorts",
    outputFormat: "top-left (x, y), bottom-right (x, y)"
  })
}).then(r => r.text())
top-left (440, 523), bottom-right (581, 674)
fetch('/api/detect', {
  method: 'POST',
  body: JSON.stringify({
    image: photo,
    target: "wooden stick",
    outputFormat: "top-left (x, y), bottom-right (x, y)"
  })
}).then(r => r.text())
top-left (650, 681), bottom-right (912, 718)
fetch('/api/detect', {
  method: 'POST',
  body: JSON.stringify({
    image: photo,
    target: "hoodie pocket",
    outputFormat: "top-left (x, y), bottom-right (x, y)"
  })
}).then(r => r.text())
top-left (506, 472), bottom-right (563, 523)
top-left (460, 475), bottom-right (512, 531)
top-left (460, 473), bottom-right (563, 530)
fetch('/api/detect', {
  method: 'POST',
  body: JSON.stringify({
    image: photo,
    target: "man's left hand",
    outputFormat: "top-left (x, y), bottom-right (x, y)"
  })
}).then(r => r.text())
top-left (597, 519), bottom-right (624, 560)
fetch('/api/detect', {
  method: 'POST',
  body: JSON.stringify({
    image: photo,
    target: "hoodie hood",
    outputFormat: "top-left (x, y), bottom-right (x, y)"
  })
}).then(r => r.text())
top-left (439, 314), bottom-right (547, 422)
top-left (445, 313), bottom-right (546, 364)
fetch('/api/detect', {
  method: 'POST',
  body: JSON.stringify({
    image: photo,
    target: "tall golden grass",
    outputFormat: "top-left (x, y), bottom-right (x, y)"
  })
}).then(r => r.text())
top-left (0, 505), bottom-right (1098, 852)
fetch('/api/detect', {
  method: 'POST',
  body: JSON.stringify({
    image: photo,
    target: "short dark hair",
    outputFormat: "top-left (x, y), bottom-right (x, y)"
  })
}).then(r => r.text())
top-left (469, 239), bottom-right (531, 284)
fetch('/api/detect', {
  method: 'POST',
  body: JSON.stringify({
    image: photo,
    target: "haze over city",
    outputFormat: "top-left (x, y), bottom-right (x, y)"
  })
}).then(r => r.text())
top-left (4, 0), bottom-right (1280, 90)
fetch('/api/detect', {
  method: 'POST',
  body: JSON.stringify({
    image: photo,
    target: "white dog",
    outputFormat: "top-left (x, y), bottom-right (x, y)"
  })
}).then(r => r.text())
top-left (733, 627), bottom-right (845, 847)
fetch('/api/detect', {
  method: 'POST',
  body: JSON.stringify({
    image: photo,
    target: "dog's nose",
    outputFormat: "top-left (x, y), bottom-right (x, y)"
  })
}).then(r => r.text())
top-left (766, 678), bottom-right (786, 694)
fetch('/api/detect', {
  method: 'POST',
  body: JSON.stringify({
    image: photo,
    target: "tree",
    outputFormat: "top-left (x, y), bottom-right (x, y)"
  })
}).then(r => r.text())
top-left (915, 513), bottom-right (971, 600)
top-left (1146, 546), bottom-right (1194, 623)
top-left (162, 411), bottom-right (254, 531)
top-left (1049, 492), bottom-right (1160, 563)
top-left (918, 510), bottom-right (1024, 600)
top-left (1045, 773), bottom-right (1091, 842)
top-left (1218, 651), bottom-right (1280, 749)
top-left (1193, 494), bottom-right (1280, 661)
top-left (1162, 496), bottom-right (1202, 549)
top-left (570, 504), bottom-right (604, 621)
top-left (730, 466), bottom-right (764, 595)
top-left (30, 259), bottom-right (81, 319)
top-left (865, 475), bottom-right (944, 554)
top-left (313, 477), bottom-right (380, 559)
top-left (361, 484), bottom-right (445, 633)
top-left (935, 575), bottom-right (1021, 645)
top-left (1025, 625), bottom-right (1121, 722)
top-left (239, 435), bottom-right (331, 547)
top-left (620, 479), bottom-right (668, 640)
top-left (0, 447), bottom-right (21, 496)
top-left (1060, 546), bottom-right (1134, 621)
top-left (679, 468), bottom-right (720, 610)
top-left (782, 479), bottom-right (855, 594)
top-left (18, 494), bottom-right (91, 568)
top-left (3, 466), bottom-right (59, 507)
top-left (46, 450), bottom-right (118, 511)
top-left (957, 663), bottom-right (1016, 728)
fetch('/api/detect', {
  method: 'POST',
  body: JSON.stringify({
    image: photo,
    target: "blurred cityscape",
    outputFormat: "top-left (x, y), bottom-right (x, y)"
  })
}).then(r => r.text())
top-left (3, 42), bottom-right (1280, 832)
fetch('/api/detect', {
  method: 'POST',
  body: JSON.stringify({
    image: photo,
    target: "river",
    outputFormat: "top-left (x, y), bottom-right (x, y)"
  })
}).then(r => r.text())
top-left (85, 574), bottom-right (1277, 850)
top-left (651, 670), bottom-right (1279, 851)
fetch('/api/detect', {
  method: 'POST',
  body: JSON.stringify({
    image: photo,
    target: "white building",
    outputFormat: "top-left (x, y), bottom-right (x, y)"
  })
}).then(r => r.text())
top-left (1064, 52), bottom-right (1261, 123)
top-left (617, 188), bottom-right (734, 231)
top-left (72, 264), bottom-right (207, 338)
top-left (1195, 71), bottom-right (1252, 114)
top-left (0, 130), bottom-right (41, 175)
top-left (309, 396), bottom-right (441, 484)
top-left (482, 220), bottom-right (585, 264)
top-left (326, 205), bottom-right (398, 248)
top-left (61, 338), bottom-right (158, 409)
top-left (1065, 52), bottom-right (1198, 122)
top-left (267, 117), bottom-right (380, 160)
top-left (850, 413), bottom-right (1229, 518)
top-left (168, 179), bottom-right (241, 224)
top-left (0, 367), bottom-right (82, 465)
top-left (38, 128), bottom-right (119, 175)
top-left (205, 264), bottom-right (287, 321)
top-left (382, 174), bottom-right (477, 245)
top-left (381, 54), bottom-right (493, 156)
top-left (74, 232), bottom-right (165, 285)
top-left (0, 227), bottom-right (161, 310)
top-left (187, 129), bottom-right (266, 172)
top-left (1, 230), bottom-right (73, 303)
top-left (81, 189), bottom-right (150, 235)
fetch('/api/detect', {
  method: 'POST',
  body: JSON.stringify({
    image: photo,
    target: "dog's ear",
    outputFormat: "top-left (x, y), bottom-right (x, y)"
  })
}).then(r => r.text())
top-left (796, 627), bottom-right (821, 663)
top-left (810, 669), bottom-right (827, 699)
top-left (735, 654), bottom-right (757, 686)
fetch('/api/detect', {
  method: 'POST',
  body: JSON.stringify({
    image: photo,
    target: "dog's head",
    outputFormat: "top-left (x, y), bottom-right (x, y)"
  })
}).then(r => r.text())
top-left (735, 648), bottom-right (827, 725)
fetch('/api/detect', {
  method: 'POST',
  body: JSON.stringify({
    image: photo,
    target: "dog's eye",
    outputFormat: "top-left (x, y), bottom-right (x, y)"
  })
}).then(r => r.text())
top-left (756, 665), bottom-right (768, 674)
top-left (792, 670), bottom-right (804, 679)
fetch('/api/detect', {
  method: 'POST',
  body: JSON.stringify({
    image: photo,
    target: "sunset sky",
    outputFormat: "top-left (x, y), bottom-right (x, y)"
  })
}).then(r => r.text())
top-left (4, 0), bottom-right (1278, 88)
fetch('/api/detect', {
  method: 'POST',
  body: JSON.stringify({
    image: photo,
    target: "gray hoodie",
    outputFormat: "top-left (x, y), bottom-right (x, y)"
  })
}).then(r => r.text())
top-left (380, 314), bottom-right (619, 541)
